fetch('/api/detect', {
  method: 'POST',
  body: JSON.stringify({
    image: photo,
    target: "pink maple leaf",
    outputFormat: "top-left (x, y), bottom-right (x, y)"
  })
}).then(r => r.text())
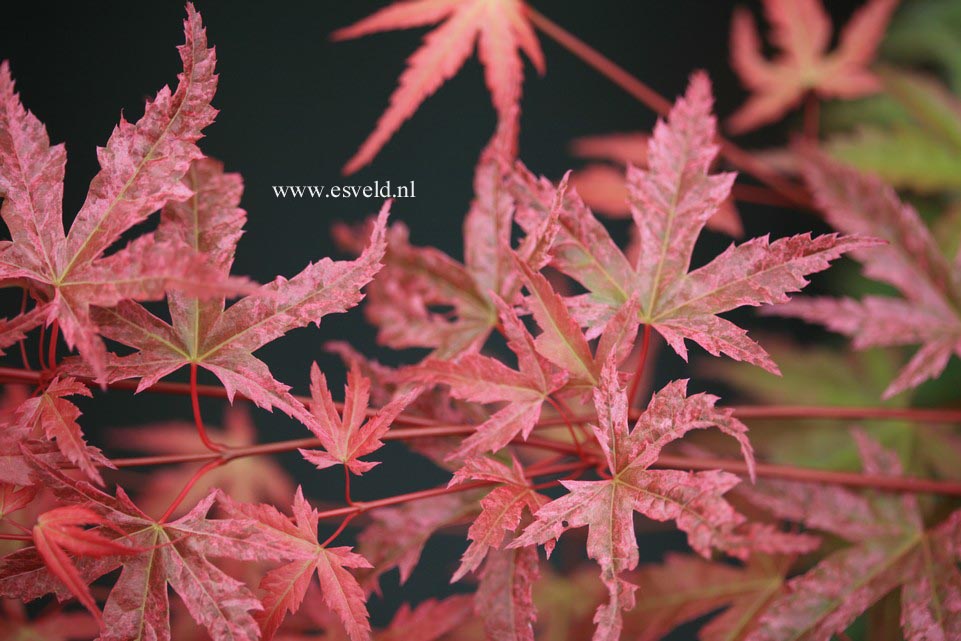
top-left (299, 363), bottom-right (416, 475)
top-left (333, 0), bottom-right (544, 173)
top-left (0, 5), bottom-right (248, 381)
top-left (770, 151), bottom-right (961, 398)
top-left (511, 72), bottom-right (875, 373)
top-left (510, 359), bottom-right (814, 641)
top-left (82, 159), bottom-right (389, 429)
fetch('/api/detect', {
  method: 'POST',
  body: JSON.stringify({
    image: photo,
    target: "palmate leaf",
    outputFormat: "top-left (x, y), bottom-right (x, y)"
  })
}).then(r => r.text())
top-left (220, 487), bottom-right (372, 641)
top-left (333, 0), bottom-right (544, 173)
top-left (13, 376), bottom-right (107, 485)
top-left (298, 363), bottom-right (416, 475)
top-left (0, 456), bottom-right (299, 641)
top-left (447, 455), bottom-right (547, 582)
top-left (510, 359), bottom-right (817, 641)
top-left (771, 151), bottom-right (961, 398)
top-left (727, 0), bottom-right (898, 133)
top-left (739, 431), bottom-right (961, 641)
top-left (512, 73), bottom-right (873, 374)
top-left (0, 5), bottom-right (247, 382)
top-left (84, 160), bottom-right (389, 429)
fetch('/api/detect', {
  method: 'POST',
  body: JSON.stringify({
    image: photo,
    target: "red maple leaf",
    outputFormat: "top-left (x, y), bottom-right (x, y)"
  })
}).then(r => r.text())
top-left (570, 132), bottom-right (744, 236)
top-left (728, 0), bottom-right (898, 133)
top-left (335, 159), bottom-right (555, 359)
top-left (0, 5), bottom-right (247, 381)
top-left (13, 377), bottom-right (106, 485)
top-left (739, 430), bottom-right (961, 641)
top-left (333, 0), bottom-right (544, 173)
top-left (220, 487), bottom-right (373, 641)
top-left (298, 363), bottom-right (416, 475)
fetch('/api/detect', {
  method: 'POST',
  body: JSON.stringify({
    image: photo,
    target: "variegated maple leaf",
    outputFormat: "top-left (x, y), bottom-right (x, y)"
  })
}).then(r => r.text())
top-left (336, 159), bottom-right (554, 359)
top-left (13, 376), bottom-right (107, 485)
top-left (333, 0), bottom-right (544, 173)
top-left (570, 131), bottom-right (744, 236)
top-left (771, 152), bottom-right (961, 398)
top-left (0, 456), bottom-right (298, 641)
top-left (447, 455), bottom-right (547, 581)
top-left (512, 73), bottom-right (873, 374)
top-left (298, 363), bottom-right (415, 475)
top-left (740, 431), bottom-right (961, 641)
top-left (220, 487), bottom-right (373, 641)
top-left (83, 159), bottom-right (389, 429)
top-left (728, 0), bottom-right (898, 133)
top-left (510, 359), bottom-right (816, 641)
top-left (405, 295), bottom-right (570, 458)
top-left (0, 381), bottom-right (109, 488)
top-left (0, 5), bottom-right (247, 381)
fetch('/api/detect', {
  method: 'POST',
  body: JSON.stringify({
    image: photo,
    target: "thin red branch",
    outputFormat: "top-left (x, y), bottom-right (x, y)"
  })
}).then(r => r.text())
top-left (320, 512), bottom-right (359, 547)
top-left (190, 363), bottom-right (223, 452)
top-left (47, 320), bottom-right (59, 370)
top-left (17, 290), bottom-right (32, 372)
top-left (3, 366), bottom-right (959, 425)
top-left (627, 324), bottom-right (652, 407)
top-left (157, 459), bottom-right (224, 523)
top-left (0, 533), bottom-right (33, 542)
top-left (525, 6), bottom-right (813, 210)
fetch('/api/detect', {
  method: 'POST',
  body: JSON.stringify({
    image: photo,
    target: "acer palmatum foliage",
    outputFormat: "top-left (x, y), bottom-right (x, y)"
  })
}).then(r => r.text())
top-left (333, 0), bottom-right (544, 174)
top-left (1, 2), bottom-right (959, 641)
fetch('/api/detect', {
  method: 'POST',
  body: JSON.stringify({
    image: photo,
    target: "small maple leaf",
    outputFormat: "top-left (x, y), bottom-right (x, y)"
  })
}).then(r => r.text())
top-left (298, 363), bottom-right (416, 475)
top-left (728, 0), bottom-right (899, 133)
top-left (771, 151), bottom-right (961, 398)
top-left (220, 487), bottom-right (373, 641)
top-left (511, 72), bottom-right (874, 373)
top-left (13, 376), bottom-right (108, 485)
top-left (570, 132), bottom-right (744, 236)
top-left (740, 430), bottom-right (961, 641)
top-left (447, 455), bottom-right (547, 581)
top-left (333, 0), bottom-right (544, 173)
top-left (0, 456), bottom-right (293, 641)
top-left (510, 359), bottom-right (815, 641)
top-left (0, 5), bottom-right (248, 381)
top-left (84, 159), bottom-right (389, 429)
